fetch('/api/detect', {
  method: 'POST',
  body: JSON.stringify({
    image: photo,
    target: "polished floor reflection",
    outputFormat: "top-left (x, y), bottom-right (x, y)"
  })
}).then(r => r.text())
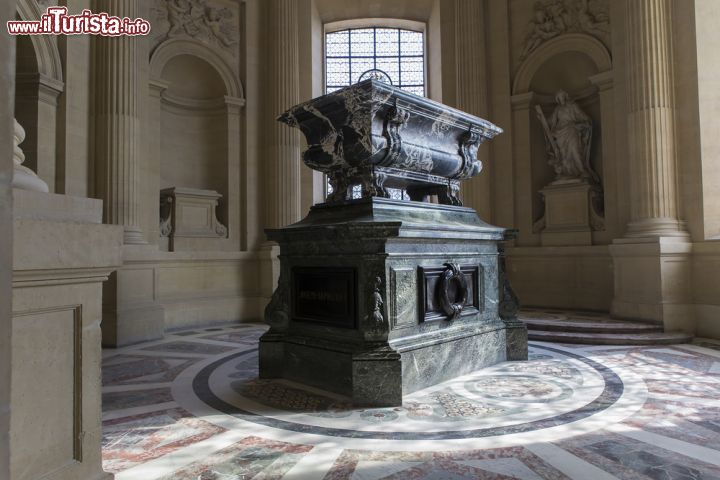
top-left (101, 322), bottom-right (720, 479)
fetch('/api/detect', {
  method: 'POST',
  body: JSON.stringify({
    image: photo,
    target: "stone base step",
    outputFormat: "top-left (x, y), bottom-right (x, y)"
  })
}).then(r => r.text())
top-left (528, 329), bottom-right (693, 345)
top-left (523, 317), bottom-right (663, 334)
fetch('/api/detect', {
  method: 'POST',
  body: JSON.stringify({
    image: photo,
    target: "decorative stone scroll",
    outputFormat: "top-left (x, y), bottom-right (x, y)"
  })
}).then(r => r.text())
top-left (278, 79), bottom-right (503, 206)
top-left (159, 187), bottom-right (227, 250)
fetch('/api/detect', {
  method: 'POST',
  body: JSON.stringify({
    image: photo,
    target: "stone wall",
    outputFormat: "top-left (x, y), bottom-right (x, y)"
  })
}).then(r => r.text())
top-left (7, 0), bottom-right (720, 349)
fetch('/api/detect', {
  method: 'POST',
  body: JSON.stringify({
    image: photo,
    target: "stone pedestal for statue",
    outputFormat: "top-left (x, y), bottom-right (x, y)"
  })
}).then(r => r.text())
top-left (538, 180), bottom-right (604, 246)
top-left (260, 79), bottom-right (527, 407)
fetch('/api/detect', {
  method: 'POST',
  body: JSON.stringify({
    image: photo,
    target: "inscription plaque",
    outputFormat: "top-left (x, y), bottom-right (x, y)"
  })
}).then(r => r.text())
top-left (292, 267), bottom-right (357, 328)
top-left (418, 265), bottom-right (481, 322)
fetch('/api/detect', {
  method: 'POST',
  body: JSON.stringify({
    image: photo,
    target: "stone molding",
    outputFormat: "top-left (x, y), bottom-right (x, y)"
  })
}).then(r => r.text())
top-left (16, 0), bottom-right (63, 83)
top-left (149, 38), bottom-right (244, 100)
top-left (513, 33), bottom-right (612, 95)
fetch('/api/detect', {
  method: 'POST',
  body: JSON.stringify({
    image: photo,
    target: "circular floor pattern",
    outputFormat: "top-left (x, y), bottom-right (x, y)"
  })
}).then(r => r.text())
top-left (177, 342), bottom-right (648, 449)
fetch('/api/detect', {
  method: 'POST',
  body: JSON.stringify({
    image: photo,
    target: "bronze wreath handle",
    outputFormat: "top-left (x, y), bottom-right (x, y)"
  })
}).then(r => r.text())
top-left (438, 263), bottom-right (468, 320)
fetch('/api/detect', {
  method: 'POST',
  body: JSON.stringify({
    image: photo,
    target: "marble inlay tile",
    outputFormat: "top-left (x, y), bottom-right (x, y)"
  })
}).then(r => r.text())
top-left (156, 436), bottom-right (312, 480)
top-left (141, 341), bottom-right (236, 355)
top-left (558, 433), bottom-right (720, 479)
top-left (103, 387), bottom-right (174, 412)
top-left (202, 331), bottom-right (264, 344)
top-left (102, 407), bottom-right (226, 473)
top-left (103, 355), bottom-right (199, 386)
top-left (172, 331), bottom-right (201, 336)
top-left (325, 448), bottom-right (569, 480)
top-left (101, 322), bottom-right (720, 480)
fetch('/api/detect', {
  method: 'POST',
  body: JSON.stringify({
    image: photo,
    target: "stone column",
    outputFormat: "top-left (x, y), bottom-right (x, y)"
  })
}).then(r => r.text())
top-left (12, 118), bottom-right (49, 193)
top-left (609, 0), bottom-right (692, 330)
top-left (624, 0), bottom-right (686, 237)
top-left (93, 0), bottom-right (145, 244)
top-left (264, 0), bottom-right (302, 229)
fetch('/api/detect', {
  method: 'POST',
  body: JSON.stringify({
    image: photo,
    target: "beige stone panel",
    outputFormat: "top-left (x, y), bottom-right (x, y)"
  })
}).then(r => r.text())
top-left (510, 93), bottom-right (539, 246)
top-left (102, 262), bottom-right (165, 347)
top-left (507, 246), bottom-right (613, 311)
top-left (243, 0), bottom-right (264, 251)
top-left (164, 296), bottom-right (266, 330)
top-left (12, 197), bottom-right (119, 480)
top-left (12, 283), bottom-right (110, 480)
top-left (546, 191), bottom-right (588, 226)
top-left (56, 0), bottom-right (92, 197)
top-left (0, 1), bottom-right (14, 474)
top-left (672, 0), bottom-right (704, 242)
top-left (687, 0), bottom-right (720, 239)
top-left (696, 306), bottom-right (720, 339)
top-left (610, 239), bottom-right (693, 331)
top-left (427, 0), bottom-right (443, 102)
top-left (11, 308), bottom-right (75, 479)
top-left (116, 267), bottom-right (156, 305)
top-left (13, 188), bottom-right (99, 223)
top-left (12, 218), bottom-right (122, 273)
top-left (157, 262), bottom-right (258, 298)
top-left (487, 0), bottom-right (515, 231)
top-left (692, 242), bottom-right (720, 337)
top-left (608, 0), bottom-right (631, 233)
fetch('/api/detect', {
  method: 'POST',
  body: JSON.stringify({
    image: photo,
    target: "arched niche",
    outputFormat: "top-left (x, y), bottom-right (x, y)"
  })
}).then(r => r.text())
top-left (16, 0), bottom-right (63, 82)
top-left (513, 33), bottom-right (611, 96)
top-left (149, 39), bottom-right (245, 251)
top-left (509, 34), bottom-right (616, 246)
top-left (14, 0), bottom-right (64, 192)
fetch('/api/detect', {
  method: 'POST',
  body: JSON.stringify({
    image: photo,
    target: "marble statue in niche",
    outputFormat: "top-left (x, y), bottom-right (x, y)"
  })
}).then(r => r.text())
top-left (521, 0), bottom-right (609, 60)
top-left (153, 0), bottom-right (238, 53)
top-left (535, 90), bottom-right (598, 184)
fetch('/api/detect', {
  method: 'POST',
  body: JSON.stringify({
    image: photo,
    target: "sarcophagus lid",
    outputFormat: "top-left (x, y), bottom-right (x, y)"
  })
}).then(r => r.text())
top-left (278, 79), bottom-right (503, 206)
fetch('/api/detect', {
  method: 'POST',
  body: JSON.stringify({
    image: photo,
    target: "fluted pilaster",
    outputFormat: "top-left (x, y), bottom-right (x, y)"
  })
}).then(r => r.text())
top-left (265, 0), bottom-right (301, 229)
top-left (93, 0), bottom-right (145, 244)
top-left (454, 0), bottom-right (490, 218)
top-left (624, 0), bottom-right (686, 237)
top-left (455, 0), bottom-right (485, 117)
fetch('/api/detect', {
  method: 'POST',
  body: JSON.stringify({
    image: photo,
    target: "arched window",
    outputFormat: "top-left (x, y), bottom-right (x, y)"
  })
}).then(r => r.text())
top-left (325, 27), bottom-right (425, 96)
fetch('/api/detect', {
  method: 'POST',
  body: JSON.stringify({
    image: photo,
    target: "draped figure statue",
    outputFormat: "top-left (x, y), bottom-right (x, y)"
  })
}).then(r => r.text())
top-left (536, 90), bottom-right (598, 183)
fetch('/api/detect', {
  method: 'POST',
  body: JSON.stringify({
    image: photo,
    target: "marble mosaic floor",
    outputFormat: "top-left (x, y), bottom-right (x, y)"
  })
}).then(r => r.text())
top-left (102, 324), bottom-right (720, 479)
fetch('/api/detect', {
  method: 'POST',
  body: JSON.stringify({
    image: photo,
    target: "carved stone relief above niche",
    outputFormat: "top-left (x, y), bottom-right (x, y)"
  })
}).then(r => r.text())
top-left (150, 0), bottom-right (239, 58)
top-left (520, 0), bottom-right (609, 61)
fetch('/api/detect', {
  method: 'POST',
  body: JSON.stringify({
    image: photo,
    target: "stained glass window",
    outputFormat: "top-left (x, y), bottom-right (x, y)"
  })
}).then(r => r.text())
top-left (325, 27), bottom-right (425, 95)
top-left (324, 27), bottom-right (423, 200)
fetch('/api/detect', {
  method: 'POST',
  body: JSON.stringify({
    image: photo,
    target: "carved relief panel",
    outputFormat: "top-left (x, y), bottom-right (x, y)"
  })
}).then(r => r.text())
top-left (150, 0), bottom-right (240, 60)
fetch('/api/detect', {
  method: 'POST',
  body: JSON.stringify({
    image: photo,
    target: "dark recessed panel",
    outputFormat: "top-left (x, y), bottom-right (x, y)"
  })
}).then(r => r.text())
top-left (292, 267), bottom-right (357, 328)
